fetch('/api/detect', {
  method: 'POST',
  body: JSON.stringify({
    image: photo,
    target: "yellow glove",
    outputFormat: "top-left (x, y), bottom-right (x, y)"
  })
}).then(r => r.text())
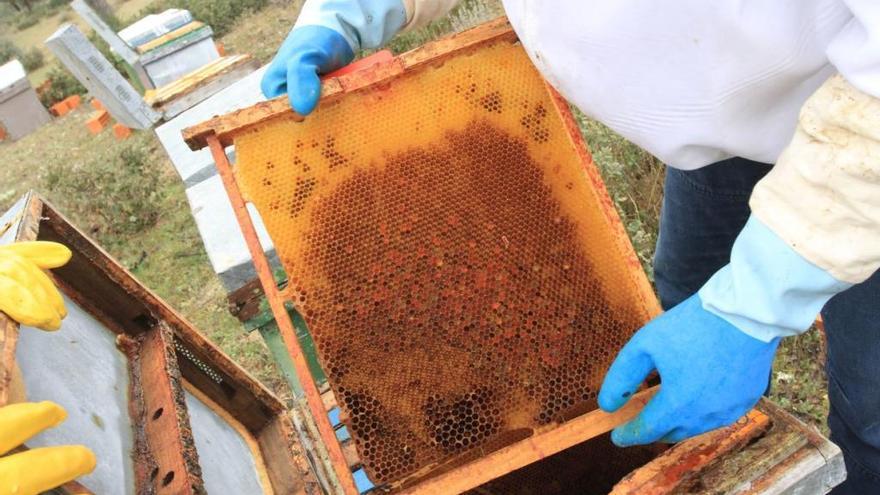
top-left (0, 242), bottom-right (71, 331)
top-left (0, 402), bottom-right (96, 495)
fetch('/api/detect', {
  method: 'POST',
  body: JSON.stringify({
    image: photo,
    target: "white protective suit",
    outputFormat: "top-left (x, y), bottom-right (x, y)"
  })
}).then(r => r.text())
top-left (400, 0), bottom-right (880, 305)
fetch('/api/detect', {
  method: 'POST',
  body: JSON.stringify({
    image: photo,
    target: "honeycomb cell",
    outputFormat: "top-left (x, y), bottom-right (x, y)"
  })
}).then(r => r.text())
top-left (234, 37), bottom-right (656, 486)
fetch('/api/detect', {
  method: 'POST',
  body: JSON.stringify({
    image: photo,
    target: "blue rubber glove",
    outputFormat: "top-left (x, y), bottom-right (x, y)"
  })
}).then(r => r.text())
top-left (598, 294), bottom-right (779, 446)
top-left (261, 27), bottom-right (355, 115)
top-left (261, 0), bottom-right (408, 115)
top-left (600, 216), bottom-right (852, 446)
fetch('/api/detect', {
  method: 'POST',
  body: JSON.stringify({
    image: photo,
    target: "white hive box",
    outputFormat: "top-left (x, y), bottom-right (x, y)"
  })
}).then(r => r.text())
top-left (0, 60), bottom-right (51, 141)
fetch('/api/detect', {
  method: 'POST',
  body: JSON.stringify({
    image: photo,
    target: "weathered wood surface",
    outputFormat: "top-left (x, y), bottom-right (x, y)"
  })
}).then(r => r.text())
top-left (45, 24), bottom-right (160, 129)
top-left (134, 322), bottom-right (202, 494)
top-left (611, 399), bottom-right (846, 495)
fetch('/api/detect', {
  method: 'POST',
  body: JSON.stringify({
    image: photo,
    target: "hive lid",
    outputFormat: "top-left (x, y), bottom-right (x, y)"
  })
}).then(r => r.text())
top-left (0, 59), bottom-right (29, 102)
top-left (184, 17), bottom-right (660, 493)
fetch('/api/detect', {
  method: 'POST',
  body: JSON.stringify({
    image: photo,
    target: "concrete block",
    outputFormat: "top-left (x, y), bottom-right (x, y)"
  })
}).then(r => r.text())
top-left (185, 174), bottom-right (279, 293)
top-left (62, 94), bottom-right (82, 110)
top-left (45, 24), bottom-right (160, 130)
top-left (113, 123), bottom-right (132, 140)
top-left (86, 110), bottom-right (111, 134)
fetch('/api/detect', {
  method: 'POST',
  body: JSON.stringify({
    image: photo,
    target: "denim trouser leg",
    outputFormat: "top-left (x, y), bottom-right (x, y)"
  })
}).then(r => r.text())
top-left (823, 273), bottom-right (880, 494)
top-left (653, 157), bottom-right (880, 494)
top-left (653, 157), bottom-right (772, 309)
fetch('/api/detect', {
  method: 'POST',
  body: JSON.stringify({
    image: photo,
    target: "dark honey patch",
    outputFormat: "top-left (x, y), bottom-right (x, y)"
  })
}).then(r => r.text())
top-left (479, 91), bottom-right (503, 114)
top-left (424, 387), bottom-right (502, 454)
top-left (322, 136), bottom-right (350, 169)
top-left (520, 103), bottom-right (551, 143)
top-left (290, 177), bottom-right (317, 217)
top-left (294, 121), bottom-right (642, 484)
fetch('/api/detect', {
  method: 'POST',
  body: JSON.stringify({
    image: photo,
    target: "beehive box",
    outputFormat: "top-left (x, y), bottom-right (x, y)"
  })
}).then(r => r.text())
top-left (183, 18), bottom-right (663, 493)
top-left (0, 192), bottom-right (317, 495)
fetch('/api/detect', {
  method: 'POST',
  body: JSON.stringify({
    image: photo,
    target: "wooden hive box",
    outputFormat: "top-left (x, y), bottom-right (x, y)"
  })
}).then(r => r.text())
top-left (0, 192), bottom-right (318, 495)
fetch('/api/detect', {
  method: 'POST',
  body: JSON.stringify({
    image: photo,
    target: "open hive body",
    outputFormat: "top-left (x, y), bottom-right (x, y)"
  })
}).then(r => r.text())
top-left (186, 19), bottom-right (660, 492)
top-left (0, 193), bottom-right (316, 495)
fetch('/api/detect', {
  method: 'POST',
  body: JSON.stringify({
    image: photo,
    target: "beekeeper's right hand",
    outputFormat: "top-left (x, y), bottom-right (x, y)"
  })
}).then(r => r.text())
top-left (261, 0), bottom-right (459, 115)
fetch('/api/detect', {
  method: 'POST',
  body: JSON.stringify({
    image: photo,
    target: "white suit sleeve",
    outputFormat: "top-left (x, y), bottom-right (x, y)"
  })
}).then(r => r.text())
top-left (699, 74), bottom-right (879, 342)
top-left (401, 0), bottom-right (461, 31)
top-left (750, 74), bottom-right (880, 284)
top-left (827, 0), bottom-right (880, 98)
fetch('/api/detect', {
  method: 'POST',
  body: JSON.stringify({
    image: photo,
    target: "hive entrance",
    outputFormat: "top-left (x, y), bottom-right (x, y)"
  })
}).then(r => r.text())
top-left (205, 21), bottom-right (660, 490)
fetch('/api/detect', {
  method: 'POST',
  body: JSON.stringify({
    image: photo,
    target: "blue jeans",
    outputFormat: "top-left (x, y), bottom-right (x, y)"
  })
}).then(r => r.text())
top-left (654, 157), bottom-right (880, 494)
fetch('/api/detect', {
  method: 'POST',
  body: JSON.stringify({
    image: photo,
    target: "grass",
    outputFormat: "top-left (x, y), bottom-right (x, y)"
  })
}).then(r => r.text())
top-left (219, 0), bottom-right (302, 64)
top-left (113, 0), bottom-right (161, 21)
top-left (1, 9), bottom-right (91, 85)
top-left (0, 0), bottom-right (830, 434)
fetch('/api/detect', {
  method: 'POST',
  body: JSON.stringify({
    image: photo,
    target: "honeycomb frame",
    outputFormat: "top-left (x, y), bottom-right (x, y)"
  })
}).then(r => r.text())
top-left (185, 18), bottom-right (661, 494)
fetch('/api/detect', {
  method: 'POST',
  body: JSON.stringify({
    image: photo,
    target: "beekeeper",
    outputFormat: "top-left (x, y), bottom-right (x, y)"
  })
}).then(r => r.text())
top-left (262, 2), bottom-right (880, 493)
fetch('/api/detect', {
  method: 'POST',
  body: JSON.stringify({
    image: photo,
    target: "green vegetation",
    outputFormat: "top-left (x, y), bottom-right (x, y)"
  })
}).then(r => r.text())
top-left (2, 0), bottom-right (70, 33)
top-left (37, 62), bottom-right (87, 107)
top-left (0, 38), bottom-right (43, 70)
top-left (18, 45), bottom-right (43, 70)
top-left (0, 39), bottom-right (20, 64)
top-left (45, 143), bottom-right (164, 235)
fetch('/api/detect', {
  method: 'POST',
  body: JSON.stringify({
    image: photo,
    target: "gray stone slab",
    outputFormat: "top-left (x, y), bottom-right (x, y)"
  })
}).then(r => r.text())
top-left (185, 389), bottom-right (267, 494)
top-left (185, 173), bottom-right (278, 292)
top-left (45, 24), bottom-right (160, 129)
top-left (155, 65), bottom-right (267, 187)
top-left (18, 294), bottom-right (137, 494)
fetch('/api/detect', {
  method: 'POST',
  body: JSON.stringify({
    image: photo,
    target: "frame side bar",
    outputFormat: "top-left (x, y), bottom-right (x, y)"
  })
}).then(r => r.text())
top-left (206, 133), bottom-right (359, 495)
top-left (545, 87), bottom-right (663, 320)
